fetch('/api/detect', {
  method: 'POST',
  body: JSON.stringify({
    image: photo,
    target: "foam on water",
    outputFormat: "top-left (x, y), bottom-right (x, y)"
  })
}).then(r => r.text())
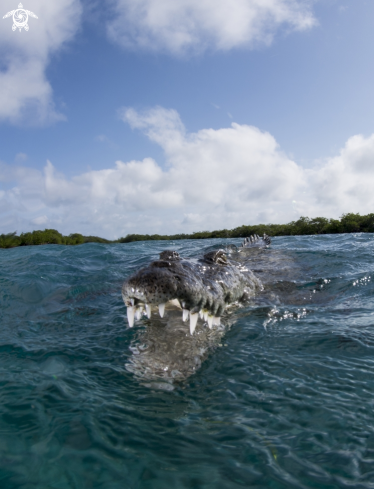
top-left (1, 234), bottom-right (374, 488)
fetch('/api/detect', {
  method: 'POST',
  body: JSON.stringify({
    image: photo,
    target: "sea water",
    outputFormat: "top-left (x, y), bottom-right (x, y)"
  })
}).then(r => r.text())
top-left (0, 234), bottom-right (374, 488)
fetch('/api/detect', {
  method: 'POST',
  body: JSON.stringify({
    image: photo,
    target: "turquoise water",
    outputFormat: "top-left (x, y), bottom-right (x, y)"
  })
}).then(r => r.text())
top-left (1, 234), bottom-right (374, 488)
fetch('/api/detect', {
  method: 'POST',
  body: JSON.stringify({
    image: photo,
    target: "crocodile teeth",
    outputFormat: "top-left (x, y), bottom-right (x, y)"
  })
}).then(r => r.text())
top-left (203, 310), bottom-right (208, 321)
top-left (136, 306), bottom-right (143, 320)
top-left (207, 315), bottom-right (213, 329)
top-left (145, 304), bottom-right (151, 319)
top-left (130, 298), bottom-right (135, 306)
top-left (158, 303), bottom-right (165, 318)
top-left (190, 313), bottom-right (198, 335)
top-left (199, 310), bottom-right (204, 319)
top-left (127, 306), bottom-right (135, 328)
top-left (213, 317), bottom-right (220, 326)
top-left (182, 309), bottom-right (189, 322)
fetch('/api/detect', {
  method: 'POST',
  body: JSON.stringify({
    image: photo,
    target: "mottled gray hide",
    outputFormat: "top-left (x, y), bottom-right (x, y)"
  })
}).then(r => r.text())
top-left (122, 235), bottom-right (270, 334)
top-left (122, 235), bottom-right (271, 387)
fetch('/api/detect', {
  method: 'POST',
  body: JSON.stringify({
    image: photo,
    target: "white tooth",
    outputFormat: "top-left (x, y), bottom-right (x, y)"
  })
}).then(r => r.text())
top-left (182, 301), bottom-right (186, 308)
top-left (199, 310), bottom-right (204, 319)
top-left (203, 310), bottom-right (208, 321)
top-left (182, 309), bottom-right (189, 322)
top-left (127, 306), bottom-right (135, 327)
top-left (132, 288), bottom-right (135, 293)
top-left (136, 306), bottom-right (143, 320)
top-left (158, 303), bottom-right (165, 318)
top-left (169, 298), bottom-right (182, 309)
top-left (130, 298), bottom-right (135, 306)
top-left (146, 304), bottom-right (151, 318)
top-left (207, 315), bottom-right (213, 329)
top-left (190, 313), bottom-right (198, 335)
top-left (213, 316), bottom-right (221, 326)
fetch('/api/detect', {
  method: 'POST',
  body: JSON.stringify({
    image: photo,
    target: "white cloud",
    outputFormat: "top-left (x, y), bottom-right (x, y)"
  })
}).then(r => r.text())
top-left (305, 134), bottom-right (374, 215)
top-left (107, 0), bottom-right (316, 55)
top-left (1, 106), bottom-right (374, 239)
top-left (32, 215), bottom-right (48, 225)
top-left (121, 106), bottom-right (305, 213)
top-left (0, 0), bottom-right (82, 124)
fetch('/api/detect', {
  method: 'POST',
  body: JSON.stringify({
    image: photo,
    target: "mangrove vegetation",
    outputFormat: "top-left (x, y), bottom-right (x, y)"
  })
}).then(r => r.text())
top-left (1, 213), bottom-right (374, 248)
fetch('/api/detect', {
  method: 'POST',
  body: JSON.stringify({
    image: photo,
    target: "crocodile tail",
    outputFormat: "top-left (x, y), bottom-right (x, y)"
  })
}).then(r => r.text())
top-left (241, 234), bottom-right (271, 247)
top-left (263, 234), bottom-right (271, 246)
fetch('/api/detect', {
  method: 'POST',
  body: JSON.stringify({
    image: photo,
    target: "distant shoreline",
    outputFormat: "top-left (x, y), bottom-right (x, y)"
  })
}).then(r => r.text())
top-left (1, 213), bottom-right (373, 249)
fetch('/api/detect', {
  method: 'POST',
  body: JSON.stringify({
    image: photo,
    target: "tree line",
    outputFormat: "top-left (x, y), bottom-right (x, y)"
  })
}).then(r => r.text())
top-left (118, 213), bottom-right (374, 242)
top-left (0, 229), bottom-right (111, 249)
top-left (1, 213), bottom-right (374, 249)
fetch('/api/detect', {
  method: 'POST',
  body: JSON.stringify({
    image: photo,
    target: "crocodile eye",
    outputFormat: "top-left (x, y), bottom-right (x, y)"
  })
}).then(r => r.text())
top-left (216, 253), bottom-right (228, 265)
top-left (203, 249), bottom-right (228, 265)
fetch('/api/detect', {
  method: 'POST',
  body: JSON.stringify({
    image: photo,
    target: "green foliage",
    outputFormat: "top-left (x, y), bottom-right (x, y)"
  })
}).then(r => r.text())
top-left (82, 235), bottom-right (112, 244)
top-left (0, 229), bottom-right (113, 248)
top-left (66, 233), bottom-right (85, 245)
top-left (0, 232), bottom-right (21, 248)
top-left (117, 212), bottom-right (374, 243)
top-left (2, 213), bottom-right (374, 248)
top-left (19, 229), bottom-right (64, 246)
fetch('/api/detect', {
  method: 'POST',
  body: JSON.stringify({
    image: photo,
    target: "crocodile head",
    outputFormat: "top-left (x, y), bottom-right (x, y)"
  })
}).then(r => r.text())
top-left (122, 247), bottom-right (263, 334)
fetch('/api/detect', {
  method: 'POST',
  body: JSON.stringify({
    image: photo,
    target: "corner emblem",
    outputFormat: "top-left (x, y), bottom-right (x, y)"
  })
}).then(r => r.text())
top-left (3, 3), bottom-right (38, 31)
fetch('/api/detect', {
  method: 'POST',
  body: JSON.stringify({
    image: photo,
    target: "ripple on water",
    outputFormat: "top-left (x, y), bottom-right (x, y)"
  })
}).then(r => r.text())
top-left (1, 234), bottom-right (374, 488)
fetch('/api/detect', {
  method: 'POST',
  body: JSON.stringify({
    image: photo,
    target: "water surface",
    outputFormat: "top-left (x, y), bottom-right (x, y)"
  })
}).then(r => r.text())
top-left (1, 234), bottom-right (374, 488)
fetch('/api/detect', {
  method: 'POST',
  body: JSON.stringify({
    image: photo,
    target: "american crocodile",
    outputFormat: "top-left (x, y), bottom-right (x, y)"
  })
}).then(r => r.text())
top-left (122, 234), bottom-right (271, 335)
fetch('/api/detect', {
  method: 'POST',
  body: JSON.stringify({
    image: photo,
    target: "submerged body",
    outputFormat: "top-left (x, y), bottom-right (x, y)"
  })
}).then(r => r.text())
top-left (122, 235), bottom-right (271, 385)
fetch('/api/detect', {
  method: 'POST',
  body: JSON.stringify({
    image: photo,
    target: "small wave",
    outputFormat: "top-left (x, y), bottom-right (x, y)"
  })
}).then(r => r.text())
top-left (1, 235), bottom-right (374, 487)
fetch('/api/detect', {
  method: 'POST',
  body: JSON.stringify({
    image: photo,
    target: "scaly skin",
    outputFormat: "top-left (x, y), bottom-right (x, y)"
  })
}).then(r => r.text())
top-left (122, 235), bottom-right (270, 334)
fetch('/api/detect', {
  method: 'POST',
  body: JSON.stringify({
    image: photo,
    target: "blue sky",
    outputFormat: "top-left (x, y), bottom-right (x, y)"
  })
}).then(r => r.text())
top-left (1, 0), bottom-right (374, 238)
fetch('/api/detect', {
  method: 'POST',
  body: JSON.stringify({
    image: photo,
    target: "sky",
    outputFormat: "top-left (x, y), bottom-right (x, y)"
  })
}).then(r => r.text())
top-left (1, 0), bottom-right (374, 239)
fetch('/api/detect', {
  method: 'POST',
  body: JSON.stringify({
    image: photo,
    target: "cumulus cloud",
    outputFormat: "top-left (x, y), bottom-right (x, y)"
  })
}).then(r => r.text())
top-left (107, 0), bottom-right (316, 55)
top-left (0, 0), bottom-right (82, 124)
top-left (305, 134), bottom-right (374, 216)
top-left (1, 106), bottom-right (374, 238)
top-left (121, 106), bottom-right (305, 213)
